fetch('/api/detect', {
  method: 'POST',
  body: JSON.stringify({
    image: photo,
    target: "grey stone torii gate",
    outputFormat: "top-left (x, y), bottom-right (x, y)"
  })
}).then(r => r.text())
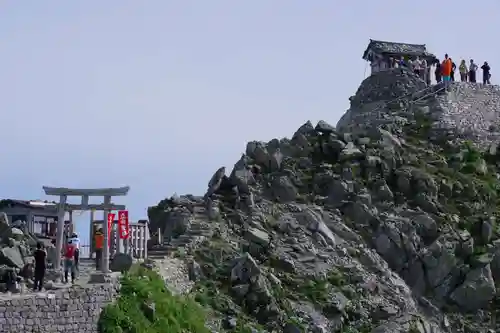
top-left (42, 186), bottom-right (130, 272)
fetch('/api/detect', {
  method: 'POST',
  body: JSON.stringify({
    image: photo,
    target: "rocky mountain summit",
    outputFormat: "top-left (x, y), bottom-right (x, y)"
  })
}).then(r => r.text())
top-left (149, 72), bottom-right (500, 333)
top-left (337, 68), bottom-right (500, 149)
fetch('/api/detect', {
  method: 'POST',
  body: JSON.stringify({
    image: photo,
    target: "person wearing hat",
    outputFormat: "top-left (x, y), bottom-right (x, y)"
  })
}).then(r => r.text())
top-left (68, 232), bottom-right (80, 270)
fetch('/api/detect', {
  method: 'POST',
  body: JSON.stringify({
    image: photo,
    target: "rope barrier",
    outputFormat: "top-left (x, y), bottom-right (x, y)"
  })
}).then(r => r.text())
top-left (411, 85), bottom-right (446, 104)
top-left (367, 82), bottom-right (439, 115)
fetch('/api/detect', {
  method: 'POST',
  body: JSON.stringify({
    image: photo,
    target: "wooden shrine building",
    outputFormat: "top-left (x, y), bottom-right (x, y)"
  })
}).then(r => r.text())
top-left (362, 39), bottom-right (437, 75)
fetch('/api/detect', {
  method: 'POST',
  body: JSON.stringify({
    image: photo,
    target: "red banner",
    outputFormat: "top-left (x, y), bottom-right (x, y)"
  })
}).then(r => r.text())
top-left (107, 213), bottom-right (115, 246)
top-left (118, 210), bottom-right (129, 239)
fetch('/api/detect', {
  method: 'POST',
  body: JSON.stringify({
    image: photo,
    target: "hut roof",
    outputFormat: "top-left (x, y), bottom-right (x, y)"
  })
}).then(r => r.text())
top-left (363, 39), bottom-right (436, 60)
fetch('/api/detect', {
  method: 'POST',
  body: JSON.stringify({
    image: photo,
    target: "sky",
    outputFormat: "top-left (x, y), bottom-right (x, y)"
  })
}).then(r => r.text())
top-left (1, 0), bottom-right (499, 243)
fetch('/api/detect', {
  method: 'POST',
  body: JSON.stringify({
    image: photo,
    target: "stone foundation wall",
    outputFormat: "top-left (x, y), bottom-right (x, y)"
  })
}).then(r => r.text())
top-left (336, 69), bottom-right (428, 134)
top-left (0, 282), bottom-right (118, 333)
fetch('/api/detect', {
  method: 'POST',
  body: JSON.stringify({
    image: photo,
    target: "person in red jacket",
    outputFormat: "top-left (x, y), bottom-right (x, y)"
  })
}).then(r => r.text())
top-left (63, 240), bottom-right (77, 283)
top-left (441, 54), bottom-right (452, 89)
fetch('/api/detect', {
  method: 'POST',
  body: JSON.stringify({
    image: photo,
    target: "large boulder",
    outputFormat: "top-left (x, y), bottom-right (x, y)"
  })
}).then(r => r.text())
top-left (110, 253), bottom-right (133, 272)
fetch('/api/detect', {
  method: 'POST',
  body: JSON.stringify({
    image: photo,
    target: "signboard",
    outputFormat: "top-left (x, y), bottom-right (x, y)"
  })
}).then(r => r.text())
top-left (118, 210), bottom-right (129, 239)
top-left (107, 213), bottom-right (115, 246)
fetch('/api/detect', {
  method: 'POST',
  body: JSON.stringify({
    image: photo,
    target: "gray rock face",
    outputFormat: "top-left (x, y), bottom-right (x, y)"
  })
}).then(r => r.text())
top-left (337, 68), bottom-right (428, 134)
top-left (450, 265), bottom-right (496, 311)
top-left (350, 68), bottom-right (428, 107)
top-left (0, 216), bottom-right (49, 293)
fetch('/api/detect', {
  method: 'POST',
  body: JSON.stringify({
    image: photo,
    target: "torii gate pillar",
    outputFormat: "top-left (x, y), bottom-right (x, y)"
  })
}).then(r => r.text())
top-left (43, 186), bottom-right (130, 273)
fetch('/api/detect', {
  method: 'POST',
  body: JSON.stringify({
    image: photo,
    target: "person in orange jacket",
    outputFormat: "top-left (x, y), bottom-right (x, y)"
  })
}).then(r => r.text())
top-left (94, 229), bottom-right (104, 270)
top-left (441, 54), bottom-right (452, 89)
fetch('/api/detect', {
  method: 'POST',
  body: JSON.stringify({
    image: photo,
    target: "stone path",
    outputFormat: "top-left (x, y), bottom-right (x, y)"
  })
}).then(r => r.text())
top-left (0, 259), bottom-right (110, 300)
top-left (149, 255), bottom-right (194, 295)
top-left (0, 252), bottom-right (193, 300)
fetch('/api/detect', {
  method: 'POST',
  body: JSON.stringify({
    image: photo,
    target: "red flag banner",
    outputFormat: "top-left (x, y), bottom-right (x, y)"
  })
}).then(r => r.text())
top-left (118, 210), bottom-right (129, 239)
top-left (107, 213), bottom-right (115, 246)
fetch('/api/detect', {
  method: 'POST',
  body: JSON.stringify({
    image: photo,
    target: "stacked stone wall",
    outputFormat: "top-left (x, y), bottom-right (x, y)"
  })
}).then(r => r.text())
top-left (0, 283), bottom-right (118, 333)
top-left (433, 82), bottom-right (500, 148)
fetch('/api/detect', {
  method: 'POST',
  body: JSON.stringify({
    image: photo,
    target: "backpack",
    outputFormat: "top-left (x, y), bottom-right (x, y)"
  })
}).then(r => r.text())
top-left (65, 244), bottom-right (76, 259)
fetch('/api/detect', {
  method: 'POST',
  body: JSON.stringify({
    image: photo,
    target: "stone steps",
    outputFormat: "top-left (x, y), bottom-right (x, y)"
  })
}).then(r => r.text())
top-left (161, 221), bottom-right (212, 251)
top-left (188, 223), bottom-right (213, 236)
top-left (148, 248), bottom-right (170, 259)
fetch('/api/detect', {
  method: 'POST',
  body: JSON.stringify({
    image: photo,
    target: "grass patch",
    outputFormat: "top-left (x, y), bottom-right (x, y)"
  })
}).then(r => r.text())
top-left (98, 265), bottom-right (209, 333)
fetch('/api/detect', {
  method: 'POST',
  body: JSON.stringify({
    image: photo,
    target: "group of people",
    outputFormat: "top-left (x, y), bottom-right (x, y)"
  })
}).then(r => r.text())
top-left (386, 54), bottom-right (492, 85)
top-left (32, 232), bottom-right (81, 291)
top-left (30, 226), bottom-right (111, 291)
top-left (385, 56), bottom-right (432, 84)
top-left (435, 54), bottom-right (491, 85)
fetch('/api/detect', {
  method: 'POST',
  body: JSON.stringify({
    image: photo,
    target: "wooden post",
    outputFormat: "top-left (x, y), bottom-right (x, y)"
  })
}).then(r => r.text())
top-left (68, 210), bottom-right (73, 235)
top-left (102, 195), bottom-right (111, 273)
top-left (54, 195), bottom-right (67, 270)
top-left (89, 209), bottom-right (95, 259)
top-left (144, 225), bottom-right (148, 259)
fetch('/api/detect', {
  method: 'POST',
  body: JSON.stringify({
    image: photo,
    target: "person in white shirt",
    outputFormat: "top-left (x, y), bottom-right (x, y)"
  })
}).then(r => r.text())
top-left (68, 233), bottom-right (80, 270)
top-left (413, 56), bottom-right (423, 77)
top-left (421, 58), bottom-right (428, 82)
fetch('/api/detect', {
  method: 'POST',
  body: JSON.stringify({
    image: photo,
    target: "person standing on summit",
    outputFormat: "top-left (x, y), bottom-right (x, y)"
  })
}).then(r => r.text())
top-left (450, 59), bottom-right (456, 81)
top-left (441, 54), bottom-right (452, 89)
top-left (481, 61), bottom-right (491, 84)
top-left (469, 59), bottom-right (478, 83)
top-left (435, 60), bottom-right (442, 83)
top-left (459, 60), bottom-right (468, 82)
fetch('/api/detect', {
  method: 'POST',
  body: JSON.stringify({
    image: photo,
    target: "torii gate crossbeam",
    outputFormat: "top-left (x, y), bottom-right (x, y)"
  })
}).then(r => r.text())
top-left (42, 186), bottom-right (130, 273)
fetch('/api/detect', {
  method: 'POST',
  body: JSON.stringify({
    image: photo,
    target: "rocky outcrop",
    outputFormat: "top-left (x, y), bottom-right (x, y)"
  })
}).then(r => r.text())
top-left (147, 72), bottom-right (500, 332)
top-left (0, 213), bottom-right (43, 292)
top-left (336, 68), bottom-right (431, 134)
top-left (338, 69), bottom-right (500, 150)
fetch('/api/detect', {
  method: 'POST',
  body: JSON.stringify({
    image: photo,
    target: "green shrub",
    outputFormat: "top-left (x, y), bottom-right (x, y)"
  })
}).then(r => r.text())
top-left (98, 266), bottom-right (209, 333)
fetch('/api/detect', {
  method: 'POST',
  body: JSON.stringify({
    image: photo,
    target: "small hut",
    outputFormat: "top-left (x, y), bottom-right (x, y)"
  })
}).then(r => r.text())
top-left (362, 39), bottom-right (437, 75)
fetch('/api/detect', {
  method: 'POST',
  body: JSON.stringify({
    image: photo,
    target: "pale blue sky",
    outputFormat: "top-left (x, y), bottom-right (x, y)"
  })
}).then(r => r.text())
top-left (1, 1), bottom-right (499, 241)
